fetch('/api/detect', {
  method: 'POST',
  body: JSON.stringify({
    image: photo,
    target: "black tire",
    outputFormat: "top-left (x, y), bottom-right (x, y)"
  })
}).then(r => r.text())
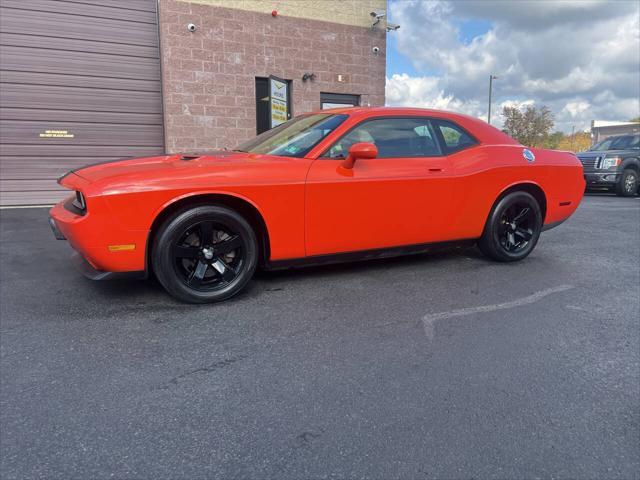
top-left (152, 205), bottom-right (258, 303)
top-left (478, 191), bottom-right (543, 262)
top-left (614, 168), bottom-right (638, 197)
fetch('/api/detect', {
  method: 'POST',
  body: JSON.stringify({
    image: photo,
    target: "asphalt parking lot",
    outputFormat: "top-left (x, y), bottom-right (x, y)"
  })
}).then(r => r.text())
top-left (1, 193), bottom-right (639, 479)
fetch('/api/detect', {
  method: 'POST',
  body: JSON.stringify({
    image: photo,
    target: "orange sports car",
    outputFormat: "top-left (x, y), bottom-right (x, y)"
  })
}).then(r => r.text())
top-left (49, 107), bottom-right (585, 303)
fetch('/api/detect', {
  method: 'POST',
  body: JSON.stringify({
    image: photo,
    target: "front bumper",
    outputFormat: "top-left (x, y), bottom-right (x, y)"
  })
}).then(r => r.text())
top-left (50, 212), bottom-right (146, 280)
top-left (70, 252), bottom-right (145, 281)
top-left (584, 171), bottom-right (620, 186)
top-left (49, 197), bottom-right (148, 277)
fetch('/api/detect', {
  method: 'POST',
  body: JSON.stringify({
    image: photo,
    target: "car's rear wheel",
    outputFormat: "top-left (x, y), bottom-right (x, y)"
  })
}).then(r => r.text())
top-left (615, 168), bottom-right (638, 197)
top-left (152, 205), bottom-right (258, 303)
top-left (478, 191), bottom-right (543, 262)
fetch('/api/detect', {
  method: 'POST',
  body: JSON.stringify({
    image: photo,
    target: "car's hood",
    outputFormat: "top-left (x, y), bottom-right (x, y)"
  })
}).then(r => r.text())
top-left (72, 151), bottom-right (255, 183)
top-left (577, 149), bottom-right (633, 159)
top-left (65, 150), bottom-right (311, 195)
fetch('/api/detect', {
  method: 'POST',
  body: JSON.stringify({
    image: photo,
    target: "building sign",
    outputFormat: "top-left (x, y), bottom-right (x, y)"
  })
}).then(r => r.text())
top-left (39, 129), bottom-right (74, 138)
top-left (269, 76), bottom-right (289, 128)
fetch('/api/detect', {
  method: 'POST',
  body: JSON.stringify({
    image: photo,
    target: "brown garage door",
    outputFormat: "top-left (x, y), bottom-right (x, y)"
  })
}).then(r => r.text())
top-left (0, 0), bottom-right (164, 206)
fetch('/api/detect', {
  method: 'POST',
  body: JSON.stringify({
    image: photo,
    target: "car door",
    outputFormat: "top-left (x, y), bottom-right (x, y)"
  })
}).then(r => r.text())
top-left (305, 116), bottom-right (456, 256)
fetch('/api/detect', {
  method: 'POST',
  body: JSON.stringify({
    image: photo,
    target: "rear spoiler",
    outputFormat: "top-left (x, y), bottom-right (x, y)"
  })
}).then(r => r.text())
top-left (57, 172), bottom-right (90, 190)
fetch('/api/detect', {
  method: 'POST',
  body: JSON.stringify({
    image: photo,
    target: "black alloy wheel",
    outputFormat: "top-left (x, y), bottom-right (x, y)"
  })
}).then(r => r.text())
top-left (498, 203), bottom-right (535, 253)
top-left (478, 191), bottom-right (543, 262)
top-left (615, 169), bottom-right (638, 197)
top-left (153, 205), bottom-right (258, 303)
top-left (173, 221), bottom-right (243, 290)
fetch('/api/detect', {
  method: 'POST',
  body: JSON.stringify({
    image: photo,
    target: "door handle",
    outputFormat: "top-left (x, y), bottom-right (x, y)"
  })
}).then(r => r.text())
top-left (428, 168), bottom-right (443, 172)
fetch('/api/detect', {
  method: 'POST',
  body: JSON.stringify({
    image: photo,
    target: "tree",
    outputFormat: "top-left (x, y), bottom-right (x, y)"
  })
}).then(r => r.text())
top-left (629, 117), bottom-right (640, 123)
top-left (539, 130), bottom-right (592, 152)
top-left (541, 131), bottom-right (564, 149)
top-left (556, 131), bottom-right (591, 152)
top-left (502, 105), bottom-right (554, 147)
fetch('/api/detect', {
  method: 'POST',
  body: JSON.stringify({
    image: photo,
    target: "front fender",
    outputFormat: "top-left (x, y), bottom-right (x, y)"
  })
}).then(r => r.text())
top-left (149, 189), bottom-right (267, 229)
top-left (621, 157), bottom-right (639, 171)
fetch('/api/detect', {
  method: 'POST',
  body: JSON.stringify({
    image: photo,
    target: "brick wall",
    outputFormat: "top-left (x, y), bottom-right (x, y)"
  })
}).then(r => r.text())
top-left (159, 0), bottom-right (386, 153)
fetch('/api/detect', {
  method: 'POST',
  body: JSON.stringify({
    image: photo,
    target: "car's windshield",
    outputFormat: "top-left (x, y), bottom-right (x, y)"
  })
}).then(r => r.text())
top-left (589, 135), bottom-right (640, 151)
top-left (235, 113), bottom-right (348, 157)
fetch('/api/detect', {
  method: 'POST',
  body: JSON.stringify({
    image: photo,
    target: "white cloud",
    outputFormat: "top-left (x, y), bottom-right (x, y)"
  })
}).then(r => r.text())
top-left (386, 0), bottom-right (640, 132)
top-left (386, 74), bottom-right (480, 113)
top-left (563, 101), bottom-right (590, 118)
top-left (500, 99), bottom-right (535, 111)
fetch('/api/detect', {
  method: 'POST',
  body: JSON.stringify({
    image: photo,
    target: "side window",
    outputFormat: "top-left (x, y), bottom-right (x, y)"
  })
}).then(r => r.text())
top-left (434, 121), bottom-right (477, 154)
top-left (325, 118), bottom-right (442, 159)
top-left (627, 135), bottom-right (639, 149)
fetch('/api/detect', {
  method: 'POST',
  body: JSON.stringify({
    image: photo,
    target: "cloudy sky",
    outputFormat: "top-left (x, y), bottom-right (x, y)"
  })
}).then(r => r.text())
top-left (385, 0), bottom-right (640, 132)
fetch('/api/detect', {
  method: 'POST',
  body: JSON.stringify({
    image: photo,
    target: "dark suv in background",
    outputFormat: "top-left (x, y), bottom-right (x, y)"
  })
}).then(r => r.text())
top-left (577, 134), bottom-right (640, 196)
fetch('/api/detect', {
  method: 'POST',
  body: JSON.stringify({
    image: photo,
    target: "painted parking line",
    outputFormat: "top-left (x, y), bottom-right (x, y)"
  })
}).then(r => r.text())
top-left (580, 205), bottom-right (639, 209)
top-left (0, 205), bottom-right (54, 210)
top-left (422, 285), bottom-right (575, 340)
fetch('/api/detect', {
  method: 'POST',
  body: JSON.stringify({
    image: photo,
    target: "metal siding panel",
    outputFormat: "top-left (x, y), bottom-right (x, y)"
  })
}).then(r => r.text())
top-left (0, 108), bottom-right (162, 126)
top-left (0, 70), bottom-right (161, 92)
top-left (0, 32), bottom-right (160, 59)
top-left (59, 0), bottom-right (157, 13)
top-left (0, 108), bottom-right (162, 124)
top-left (1, 156), bottom-right (125, 179)
top-left (0, 8), bottom-right (159, 46)
top-left (1, 0), bottom-right (158, 23)
top-left (1, 120), bottom-right (164, 146)
top-left (0, 189), bottom-right (69, 206)
top-left (0, 0), bottom-right (164, 206)
top-left (0, 84), bottom-right (163, 114)
top-left (0, 45), bottom-right (161, 81)
top-left (1, 179), bottom-right (71, 191)
top-left (1, 145), bottom-right (165, 157)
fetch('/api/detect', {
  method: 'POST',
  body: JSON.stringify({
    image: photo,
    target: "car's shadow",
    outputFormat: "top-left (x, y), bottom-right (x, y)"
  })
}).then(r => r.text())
top-left (584, 190), bottom-right (638, 198)
top-left (254, 244), bottom-right (483, 283)
top-left (78, 244), bottom-right (486, 306)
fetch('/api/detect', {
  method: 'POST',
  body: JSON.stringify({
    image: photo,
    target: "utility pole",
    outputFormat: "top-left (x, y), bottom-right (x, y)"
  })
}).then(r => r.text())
top-left (487, 74), bottom-right (498, 124)
top-left (571, 125), bottom-right (576, 151)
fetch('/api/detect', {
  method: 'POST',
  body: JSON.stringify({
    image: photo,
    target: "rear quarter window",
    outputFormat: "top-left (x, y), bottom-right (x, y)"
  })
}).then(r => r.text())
top-left (434, 120), bottom-right (478, 154)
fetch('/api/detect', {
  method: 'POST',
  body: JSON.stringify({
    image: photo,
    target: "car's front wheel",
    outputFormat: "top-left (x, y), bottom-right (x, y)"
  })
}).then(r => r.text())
top-left (478, 191), bottom-right (543, 262)
top-left (615, 168), bottom-right (638, 197)
top-left (152, 205), bottom-right (258, 303)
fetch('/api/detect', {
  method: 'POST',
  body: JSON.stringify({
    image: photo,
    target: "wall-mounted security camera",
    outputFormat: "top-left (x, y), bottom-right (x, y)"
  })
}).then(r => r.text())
top-left (386, 23), bottom-right (400, 32)
top-left (370, 10), bottom-right (386, 29)
top-left (187, 23), bottom-right (196, 32)
top-left (372, 46), bottom-right (380, 55)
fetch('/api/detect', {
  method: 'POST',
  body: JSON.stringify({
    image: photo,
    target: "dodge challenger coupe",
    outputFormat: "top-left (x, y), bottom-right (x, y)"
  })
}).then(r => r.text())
top-left (49, 107), bottom-right (585, 303)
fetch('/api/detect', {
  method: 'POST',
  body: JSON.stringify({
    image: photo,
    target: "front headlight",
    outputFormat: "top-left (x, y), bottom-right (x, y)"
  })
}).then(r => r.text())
top-left (599, 156), bottom-right (621, 169)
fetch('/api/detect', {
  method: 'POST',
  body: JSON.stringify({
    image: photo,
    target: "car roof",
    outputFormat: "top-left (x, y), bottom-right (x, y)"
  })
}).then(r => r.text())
top-left (317, 106), bottom-right (469, 117)
top-left (312, 106), bottom-right (519, 146)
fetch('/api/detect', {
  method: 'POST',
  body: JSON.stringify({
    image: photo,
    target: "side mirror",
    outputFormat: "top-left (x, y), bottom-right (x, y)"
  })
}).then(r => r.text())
top-left (341, 142), bottom-right (378, 169)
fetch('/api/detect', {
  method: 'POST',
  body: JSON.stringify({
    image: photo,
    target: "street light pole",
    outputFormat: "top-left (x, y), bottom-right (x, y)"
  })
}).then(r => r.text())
top-left (487, 74), bottom-right (498, 124)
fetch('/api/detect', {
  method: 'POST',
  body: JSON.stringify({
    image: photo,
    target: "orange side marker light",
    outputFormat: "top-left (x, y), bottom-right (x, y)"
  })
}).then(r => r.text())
top-left (108, 244), bottom-right (136, 252)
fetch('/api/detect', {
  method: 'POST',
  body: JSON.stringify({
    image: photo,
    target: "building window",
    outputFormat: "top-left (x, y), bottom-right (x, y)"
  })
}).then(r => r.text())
top-left (320, 92), bottom-right (360, 110)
